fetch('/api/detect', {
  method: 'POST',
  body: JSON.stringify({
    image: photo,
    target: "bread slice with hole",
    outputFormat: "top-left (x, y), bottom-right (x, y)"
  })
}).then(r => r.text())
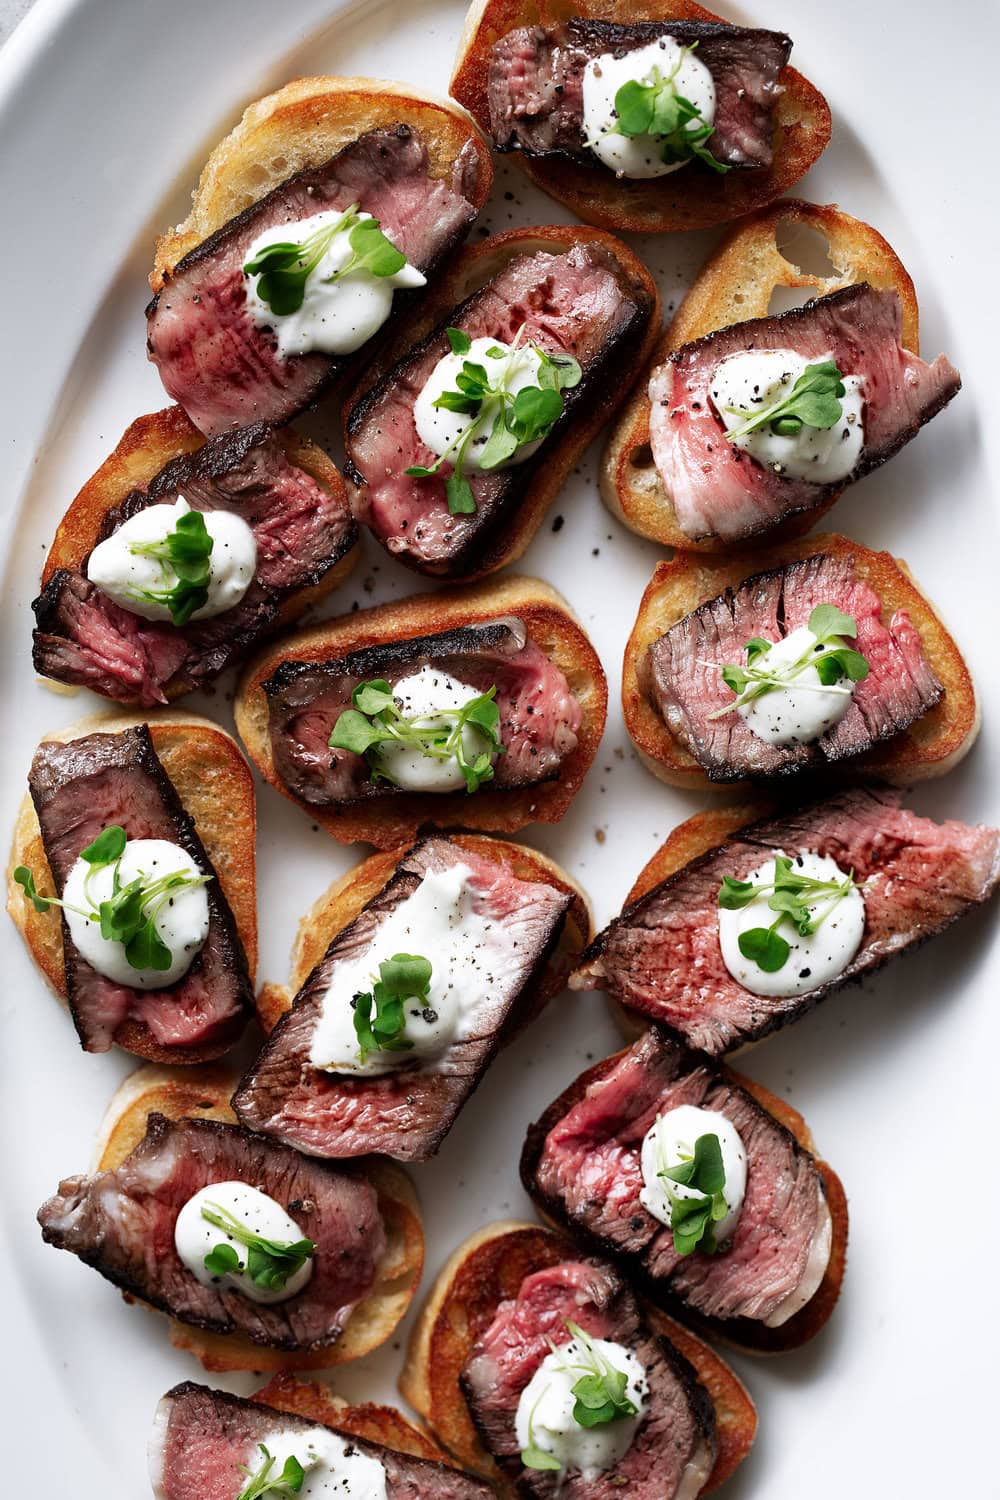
top-left (249, 1372), bottom-right (453, 1464)
top-left (450, 0), bottom-right (830, 234)
top-left (622, 532), bottom-right (980, 791)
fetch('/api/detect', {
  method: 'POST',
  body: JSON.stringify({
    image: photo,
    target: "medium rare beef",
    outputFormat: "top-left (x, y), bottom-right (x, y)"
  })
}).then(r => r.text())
top-left (345, 243), bottom-right (654, 575)
top-left (522, 1030), bottom-right (833, 1332)
top-left (489, 19), bottom-right (790, 169)
top-left (32, 425), bottom-right (356, 707)
top-left (264, 617), bottom-right (581, 807)
top-left (151, 1382), bottom-right (493, 1500)
top-left (233, 837), bottom-right (572, 1161)
top-left (461, 1257), bottom-right (716, 1499)
top-left (38, 1114), bottom-right (384, 1351)
top-left (649, 285), bottom-right (961, 542)
top-left (147, 127), bottom-right (481, 435)
top-left (572, 787), bottom-right (1000, 1054)
top-left (644, 551), bottom-right (943, 781)
top-left (27, 727), bottom-right (252, 1055)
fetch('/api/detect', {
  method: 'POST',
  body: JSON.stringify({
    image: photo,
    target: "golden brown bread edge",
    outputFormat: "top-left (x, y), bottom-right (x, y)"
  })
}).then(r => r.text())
top-left (603, 200), bottom-right (924, 551)
top-left (249, 1373), bottom-right (454, 1465)
top-left (5, 711), bottom-right (258, 1066)
top-left (93, 1064), bottom-right (424, 1373)
top-left (450, 0), bottom-right (831, 233)
top-left (234, 574), bottom-right (609, 850)
top-left (399, 1220), bottom-right (758, 1495)
top-left (622, 531), bottom-right (980, 791)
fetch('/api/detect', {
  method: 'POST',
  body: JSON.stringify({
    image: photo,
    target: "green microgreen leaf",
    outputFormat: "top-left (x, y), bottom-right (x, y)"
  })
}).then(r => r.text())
top-left (235, 1444), bottom-right (308, 1500)
top-left (738, 925), bottom-right (791, 972)
top-left (607, 51), bottom-right (731, 174)
top-left (328, 679), bottom-right (504, 793)
top-left (243, 204), bottom-right (409, 318)
top-left (200, 1202), bottom-right (315, 1292)
top-left (564, 1321), bottom-right (639, 1428)
top-left (724, 359), bottom-right (847, 443)
top-left (352, 952), bottom-right (433, 1064)
top-left (520, 1444), bottom-right (561, 1473)
top-left (126, 507), bottom-right (214, 626)
top-left (446, 326), bottom-right (472, 355)
top-left (708, 600), bottom-right (869, 720)
top-left (81, 825), bottom-right (128, 865)
top-left (13, 865), bottom-right (53, 912)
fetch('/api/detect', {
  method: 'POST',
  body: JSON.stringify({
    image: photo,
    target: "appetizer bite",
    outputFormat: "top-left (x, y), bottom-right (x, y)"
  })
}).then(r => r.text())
top-left (32, 409), bottom-right (357, 706)
top-left (344, 225), bottom-right (658, 578)
top-left (605, 201), bottom-right (961, 549)
top-left (450, 0), bottom-right (831, 233)
top-left (572, 789), bottom-right (1000, 1055)
top-left (625, 534), bottom-right (978, 787)
top-left (6, 715), bottom-right (256, 1062)
top-left (146, 78), bottom-right (493, 434)
top-left (234, 576), bottom-right (607, 847)
top-left (521, 1031), bottom-right (847, 1351)
top-left (233, 834), bottom-right (591, 1161)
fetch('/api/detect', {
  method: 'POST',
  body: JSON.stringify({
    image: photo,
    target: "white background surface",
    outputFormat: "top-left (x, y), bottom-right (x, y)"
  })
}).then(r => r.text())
top-left (0, 1), bottom-right (996, 1494)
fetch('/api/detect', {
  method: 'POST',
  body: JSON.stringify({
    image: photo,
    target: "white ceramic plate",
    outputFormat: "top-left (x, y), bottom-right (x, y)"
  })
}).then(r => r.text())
top-left (1, 0), bottom-right (996, 1492)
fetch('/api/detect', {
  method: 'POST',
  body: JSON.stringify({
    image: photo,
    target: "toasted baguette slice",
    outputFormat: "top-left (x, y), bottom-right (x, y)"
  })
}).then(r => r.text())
top-left (603, 200), bottom-right (922, 550)
top-left (94, 1064), bottom-right (423, 1373)
top-left (257, 833), bottom-right (592, 1034)
top-left (450, 0), bottom-right (830, 234)
top-left (150, 77), bottom-right (493, 291)
top-left (400, 1221), bottom-right (757, 1493)
top-left (234, 574), bottom-right (608, 849)
top-left (6, 710), bottom-right (258, 1065)
top-left (250, 1373), bottom-right (451, 1464)
top-left (623, 532), bottom-right (980, 791)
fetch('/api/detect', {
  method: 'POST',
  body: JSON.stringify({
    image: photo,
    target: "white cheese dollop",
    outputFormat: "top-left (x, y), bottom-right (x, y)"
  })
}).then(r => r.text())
top-left (736, 625), bottom-right (858, 745)
top-left (413, 336), bottom-right (547, 472)
top-left (63, 836), bottom-right (209, 989)
top-left (247, 1428), bottom-right (387, 1500)
top-left (515, 1333), bottom-right (649, 1479)
top-left (710, 349), bottom-right (865, 483)
top-left (376, 666), bottom-right (497, 792)
top-left (582, 37), bottom-right (716, 179)
top-left (174, 1181), bottom-right (314, 1306)
top-left (639, 1104), bottom-right (747, 1245)
top-left (718, 851), bottom-right (865, 998)
top-left (88, 497), bottom-right (256, 623)
top-left (244, 208), bottom-right (425, 359)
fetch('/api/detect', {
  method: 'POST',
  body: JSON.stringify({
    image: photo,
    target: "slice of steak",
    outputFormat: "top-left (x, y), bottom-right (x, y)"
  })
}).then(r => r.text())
top-left (233, 837), bottom-right (572, 1161)
top-left (643, 550), bottom-right (943, 781)
top-left (345, 242), bottom-right (654, 576)
top-left (263, 617), bottom-right (581, 807)
top-left (489, 19), bottom-right (790, 169)
top-left (152, 1382), bottom-right (493, 1500)
top-left (37, 1114), bottom-right (384, 1351)
top-left (27, 727), bottom-right (253, 1055)
top-left (147, 127), bottom-right (481, 435)
top-left (649, 284), bottom-right (961, 543)
top-left (572, 787), bottom-right (1000, 1054)
top-left (32, 425), bottom-right (356, 707)
top-left (522, 1030), bottom-right (832, 1333)
top-left (461, 1256), bottom-right (717, 1499)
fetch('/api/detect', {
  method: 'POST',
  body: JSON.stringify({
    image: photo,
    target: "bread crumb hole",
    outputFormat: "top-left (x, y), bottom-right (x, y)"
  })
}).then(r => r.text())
top-left (775, 220), bottom-right (837, 279)
top-left (629, 443), bottom-right (655, 471)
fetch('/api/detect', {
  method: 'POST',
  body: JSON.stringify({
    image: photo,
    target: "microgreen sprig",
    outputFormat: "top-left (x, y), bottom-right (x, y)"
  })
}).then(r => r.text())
top-left (201, 1202), bottom-right (316, 1292)
top-left (657, 1132), bottom-right (728, 1256)
top-left (605, 47), bottom-right (730, 174)
top-left (235, 1444), bottom-right (307, 1500)
top-left (519, 1320), bottom-right (640, 1472)
top-left (706, 603), bottom-right (870, 720)
top-left (125, 507), bottom-right (214, 626)
top-left (244, 203), bottom-right (407, 317)
top-left (351, 952), bottom-right (433, 1065)
top-left (723, 359), bottom-right (847, 442)
top-left (719, 855), bottom-right (862, 973)
top-left (329, 677), bottom-right (504, 793)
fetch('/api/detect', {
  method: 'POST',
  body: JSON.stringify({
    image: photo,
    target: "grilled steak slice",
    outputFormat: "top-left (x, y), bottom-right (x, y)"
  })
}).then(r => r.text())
top-left (345, 243), bottom-right (654, 576)
top-left (644, 551), bottom-right (943, 781)
top-left (649, 284), bottom-right (961, 543)
top-left (522, 1031), bottom-right (833, 1335)
top-left (489, 19), bottom-right (790, 170)
top-left (147, 127), bottom-right (481, 435)
top-left (37, 1114), bottom-right (384, 1351)
top-left (572, 787), bottom-right (1000, 1054)
top-left (461, 1256), bottom-right (717, 1499)
top-left (27, 727), bottom-right (253, 1055)
top-left (32, 425), bottom-right (356, 707)
top-left (152, 1382), bottom-right (493, 1500)
top-left (264, 617), bottom-right (581, 807)
top-left (233, 837), bottom-right (572, 1161)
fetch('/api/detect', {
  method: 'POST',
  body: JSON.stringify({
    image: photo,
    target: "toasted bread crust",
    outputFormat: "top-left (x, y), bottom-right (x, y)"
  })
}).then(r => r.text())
top-left (234, 574), bottom-right (608, 848)
top-left (6, 711), bottom-right (258, 1065)
top-left (603, 200), bottom-right (922, 550)
top-left (450, 0), bottom-right (830, 233)
top-left (251, 1374), bottom-right (451, 1464)
top-left (622, 532), bottom-right (980, 791)
top-left (399, 1221), bottom-right (757, 1493)
top-left (94, 1064), bottom-right (424, 1372)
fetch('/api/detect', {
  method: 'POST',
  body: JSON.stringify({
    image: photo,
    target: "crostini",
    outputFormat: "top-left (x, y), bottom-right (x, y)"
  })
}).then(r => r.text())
top-left (572, 789), bottom-right (1000, 1055)
top-left (343, 225), bottom-right (659, 578)
top-left (6, 713), bottom-right (256, 1063)
top-left (234, 575), bottom-right (607, 848)
top-left (604, 200), bottom-right (961, 549)
top-left (32, 408), bottom-right (358, 706)
top-left (40, 1063), bottom-right (423, 1373)
top-left (232, 833), bottom-right (592, 1161)
top-left (450, 0), bottom-right (831, 234)
top-left (520, 1031), bottom-right (848, 1352)
top-left (401, 1221), bottom-right (757, 1495)
top-left (146, 77), bottom-right (493, 435)
top-left (624, 534), bottom-right (979, 788)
